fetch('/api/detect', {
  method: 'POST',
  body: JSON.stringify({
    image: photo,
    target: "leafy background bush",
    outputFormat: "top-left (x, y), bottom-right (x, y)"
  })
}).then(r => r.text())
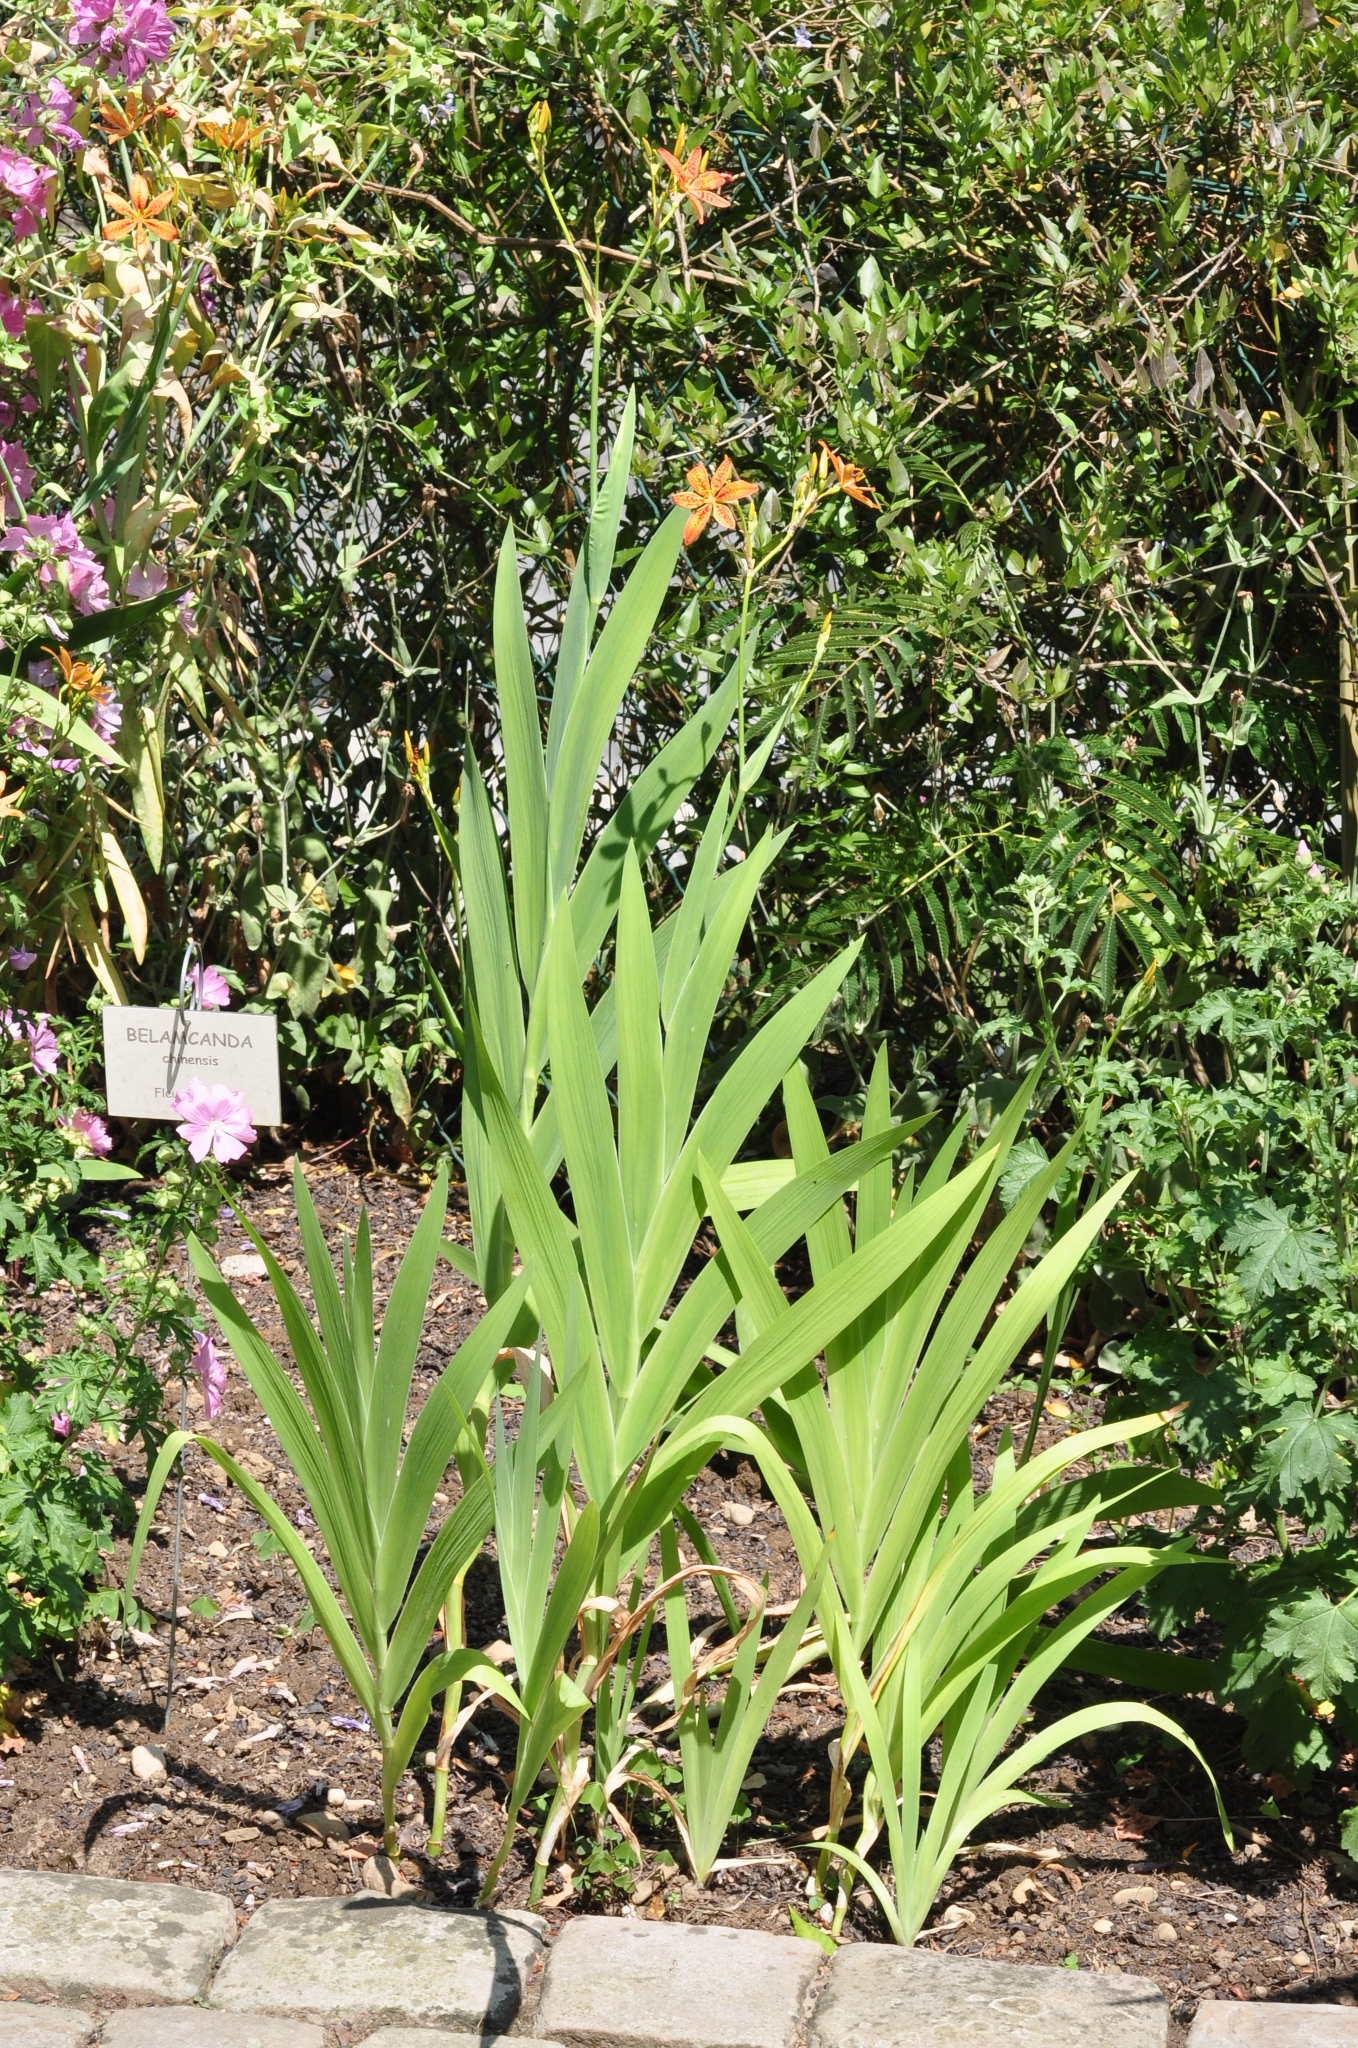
top-left (6, 0), bottom-right (1358, 1788)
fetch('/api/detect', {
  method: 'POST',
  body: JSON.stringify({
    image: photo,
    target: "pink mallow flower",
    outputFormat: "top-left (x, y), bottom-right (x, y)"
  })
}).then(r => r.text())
top-left (61, 1108), bottom-right (112, 1156)
top-left (70, 0), bottom-right (174, 81)
top-left (51, 1413), bottom-right (71, 1440)
top-left (126, 562), bottom-right (168, 600)
top-left (190, 963), bottom-right (230, 1009)
top-left (0, 441), bottom-right (33, 517)
top-left (0, 292), bottom-right (37, 340)
top-left (26, 1014), bottom-right (59, 1073)
top-left (0, 150), bottom-right (56, 238)
top-left (172, 1077), bottom-right (256, 1163)
top-left (21, 83), bottom-right (82, 154)
top-left (0, 513), bottom-right (109, 614)
top-left (4, 1008), bottom-right (60, 1072)
top-left (190, 1330), bottom-right (226, 1421)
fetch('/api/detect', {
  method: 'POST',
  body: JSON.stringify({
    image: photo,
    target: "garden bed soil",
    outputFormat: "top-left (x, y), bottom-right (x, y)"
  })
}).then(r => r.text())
top-left (6, 1150), bottom-right (1358, 2045)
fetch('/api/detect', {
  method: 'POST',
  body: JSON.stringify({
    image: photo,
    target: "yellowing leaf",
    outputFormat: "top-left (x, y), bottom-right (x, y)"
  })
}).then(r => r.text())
top-left (100, 827), bottom-right (149, 961)
top-left (65, 888), bottom-right (129, 1003)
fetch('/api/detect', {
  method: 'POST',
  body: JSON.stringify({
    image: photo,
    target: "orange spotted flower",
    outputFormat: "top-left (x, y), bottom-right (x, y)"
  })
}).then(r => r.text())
top-left (819, 442), bottom-right (879, 508)
top-left (97, 94), bottom-right (174, 142)
top-left (199, 116), bottom-right (266, 157)
top-left (103, 174), bottom-right (179, 260)
top-left (46, 646), bottom-right (119, 733)
top-left (672, 456), bottom-right (759, 546)
top-left (657, 127), bottom-right (735, 224)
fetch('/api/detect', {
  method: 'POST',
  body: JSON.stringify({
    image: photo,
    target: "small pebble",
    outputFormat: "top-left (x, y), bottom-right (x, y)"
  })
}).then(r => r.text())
top-left (1092, 1918), bottom-right (1114, 1935)
top-left (361, 1854), bottom-right (421, 1898)
top-left (222, 1826), bottom-right (260, 1844)
top-left (130, 1744), bottom-right (167, 1783)
top-left (326, 1786), bottom-right (347, 1808)
top-left (723, 1501), bottom-right (756, 1528)
top-left (1153, 1922), bottom-right (1178, 1945)
top-left (296, 1810), bottom-right (349, 1843)
top-left (1113, 1885), bottom-right (1157, 1907)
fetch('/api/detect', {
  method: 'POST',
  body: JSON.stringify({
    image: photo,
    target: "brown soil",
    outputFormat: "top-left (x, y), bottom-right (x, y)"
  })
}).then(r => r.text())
top-left (7, 1153), bottom-right (1358, 2045)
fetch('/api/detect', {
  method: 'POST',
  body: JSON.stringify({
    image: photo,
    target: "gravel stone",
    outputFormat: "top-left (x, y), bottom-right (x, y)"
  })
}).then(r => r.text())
top-left (1187, 2004), bottom-right (1358, 2046)
top-left (363, 2034), bottom-right (567, 2048)
top-left (208, 1896), bottom-right (545, 2030)
top-left (100, 2012), bottom-right (323, 2048)
top-left (534, 1917), bottom-right (820, 2048)
top-left (0, 2008), bottom-right (93, 2048)
top-left (808, 1944), bottom-right (1169, 2048)
top-left (0, 1870), bottom-right (234, 2005)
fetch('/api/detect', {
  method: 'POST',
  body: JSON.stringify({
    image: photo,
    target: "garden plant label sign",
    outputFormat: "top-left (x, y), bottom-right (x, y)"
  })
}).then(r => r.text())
top-left (101, 1007), bottom-right (282, 1124)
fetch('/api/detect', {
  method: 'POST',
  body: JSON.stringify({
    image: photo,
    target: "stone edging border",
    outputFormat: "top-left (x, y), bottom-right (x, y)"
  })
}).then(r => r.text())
top-left (0, 1867), bottom-right (1343, 2048)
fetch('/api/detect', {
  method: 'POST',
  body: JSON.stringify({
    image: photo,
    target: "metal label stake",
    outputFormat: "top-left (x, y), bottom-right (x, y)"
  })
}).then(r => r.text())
top-left (163, 941), bottom-right (202, 1738)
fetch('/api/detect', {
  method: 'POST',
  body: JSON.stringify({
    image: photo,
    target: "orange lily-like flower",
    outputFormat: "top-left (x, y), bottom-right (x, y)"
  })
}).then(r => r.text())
top-left (672, 456), bottom-right (759, 546)
top-left (819, 442), bottom-right (879, 508)
top-left (198, 116), bottom-right (266, 157)
top-left (103, 173), bottom-right (179, 260)
top-left (403, 730), bottom-right (431, 796)
top-left (46, 646), bottom-right (118, 736)
top-left (656, 127), bottom-right (735, 224)
top-left (0, 771), bottom-right (24, 821)
top-left (97, 94), bottom-right (174, 141)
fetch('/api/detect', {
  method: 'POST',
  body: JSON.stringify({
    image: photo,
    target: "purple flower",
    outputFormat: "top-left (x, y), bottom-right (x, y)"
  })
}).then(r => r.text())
top-left (51, 1413), bottom-right (71, 1440)
top-left (25, 1014), bottom-right (58, 1073)
top-left (190, 963), bottom-right (230, 1009)
top-left (0, 292), bottom-right (36, 340)
top-left (0, 440), bottom-right (32, 520)
top-left (190, 1330), bottom-right (226, 1421)
top-left (793, 22), bottom-right (813, 44)
top-left (126, 562), bottom-right (168, 600)
top-left (329, 1714), bottom-right (371, 1733)
top-left (4, 1008), bottom-right (60, 1072)
top-left (21, 83), bottom-right (82, 154)
top-left (0, 150), bottom-right (56, 238)
top-left (61, 1108), bottom-right (112, 1156)
top-left (0, 513), bottom-right (110, 614)
top-left (83, 680), bottom-right (122, 743)
top-left (70, 0), bottom-right (174, 81)
top-left (7, 949), bottom-right (36, 971)
top-left (172, 1077), bottom-right (256, 1163)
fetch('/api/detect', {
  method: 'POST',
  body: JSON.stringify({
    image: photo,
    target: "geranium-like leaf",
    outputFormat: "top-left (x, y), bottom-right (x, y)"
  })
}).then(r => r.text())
top-left (1257, 1403), bottom-right (1355, 1505)
top-left (1220, 1197), bottom-right (1336, 1306)
top-left (1263, 1590), bottom-right (1358, 1699)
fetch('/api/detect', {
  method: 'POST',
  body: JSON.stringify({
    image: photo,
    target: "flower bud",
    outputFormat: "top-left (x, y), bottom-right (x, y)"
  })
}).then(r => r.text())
top-left (528, 100), bottom-right (552, 143)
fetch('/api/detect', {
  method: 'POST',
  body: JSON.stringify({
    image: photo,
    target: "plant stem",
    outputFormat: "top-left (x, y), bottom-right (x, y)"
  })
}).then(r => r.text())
top-left (427, 1572), bottom-right (468, 1859)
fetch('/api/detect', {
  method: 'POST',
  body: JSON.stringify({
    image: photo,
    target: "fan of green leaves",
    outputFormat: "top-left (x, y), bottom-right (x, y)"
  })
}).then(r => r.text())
top-left (126, 1164), bottom-right (528, 1856)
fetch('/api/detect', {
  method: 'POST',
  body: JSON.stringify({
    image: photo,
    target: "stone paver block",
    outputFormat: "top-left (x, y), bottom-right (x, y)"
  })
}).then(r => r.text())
top-left (208, 1897), bottom-right (546, 2031)
top-left (1188, 2003), bottom-right (1358, 2047)
top-left (0, 1871), bottom-right (235, 2006)
top-left (100, 2009), bottom-right (324, 2048)
top-left (534, 1917), bottom-right (821, 2048)
top-left (808, 1945), bottom-right (1168, 2048)
top-left (362, 2034), bottom-right (568, 2048)
top-left (0, 2009), bottom-right (93, 2048)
